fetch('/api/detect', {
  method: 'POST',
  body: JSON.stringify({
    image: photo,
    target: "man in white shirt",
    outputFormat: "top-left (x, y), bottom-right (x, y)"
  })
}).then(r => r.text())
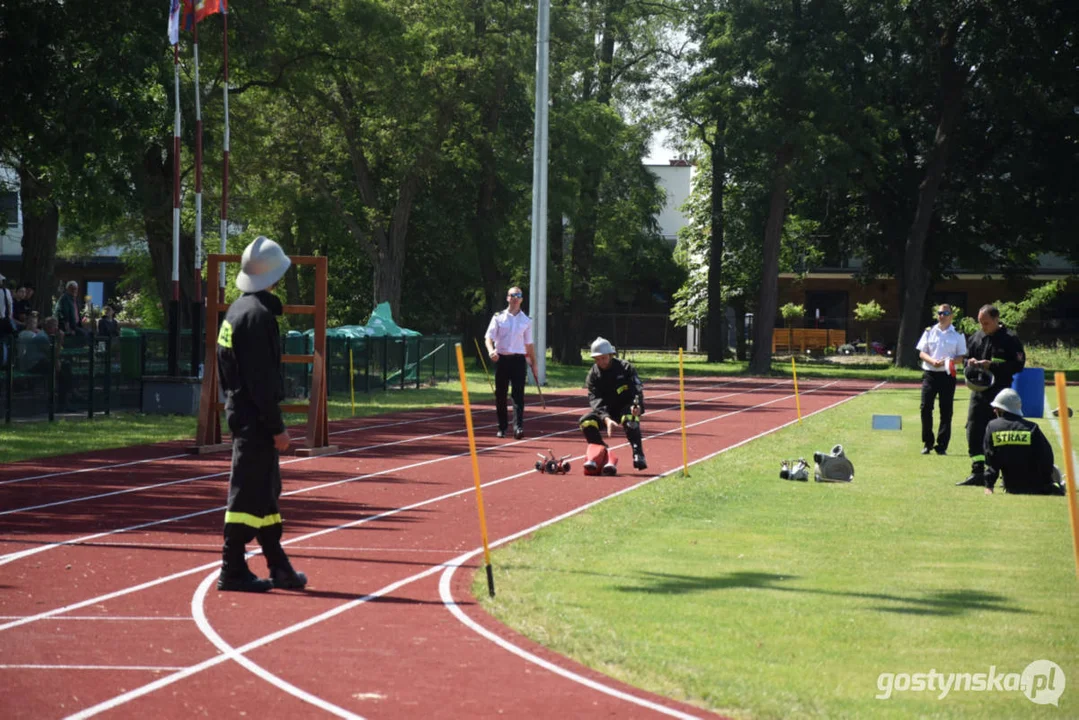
top-left (0, 273), bottom-right (16, 367)
top-left (484, 286), bottom-right (536, 439)
top-left (915, 304), bottom-right (967, 455)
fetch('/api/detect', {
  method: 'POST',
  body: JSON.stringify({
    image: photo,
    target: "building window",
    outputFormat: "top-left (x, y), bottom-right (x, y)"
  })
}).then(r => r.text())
top-left (1041, 292), bottom-right (1079, 335)
top-left (804, 291), bottom-right (849, 330)
top-left (0, 191), bottom-right (17, 227)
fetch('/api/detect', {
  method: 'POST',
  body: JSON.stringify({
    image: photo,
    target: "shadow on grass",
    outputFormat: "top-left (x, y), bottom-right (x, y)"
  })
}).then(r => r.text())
top-left (615, 571), bottom-right (1027, 617)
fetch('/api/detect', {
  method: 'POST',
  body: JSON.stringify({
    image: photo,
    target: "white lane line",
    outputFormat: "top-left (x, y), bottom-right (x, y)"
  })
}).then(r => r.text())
top-left (0, 615), bottom-right (191, 622)
top-left (0, 408), bottom-right (471, 487)
top-left (0, 380), bottom-right (807, 632)
top-left (71, 381), bottom-right (877, 719)
top-left (0, 664), bottom-right (187, 671)
top-left (1, 540), bottom-right (462, 553)
top-left (435, 380), bottom-right (886, 719)
top-left (0, 381), bottom-right (712, 517)
top-left (0, 381), bottom-right (753, 565)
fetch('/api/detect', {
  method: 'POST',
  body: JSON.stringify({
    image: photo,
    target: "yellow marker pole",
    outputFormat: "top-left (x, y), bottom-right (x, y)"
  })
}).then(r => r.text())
top-left (791, 356), bottom-right (803, 423)
top-left (472, 337), bottom-right (495, 393)
top-left (679, 348), bottom-right (689, 476)
top-left (1054, 372), bottom-right (1079, 579)
top-left (349, 345), bottom-right (356, 417)
top-left (456, 343), bottom-right (496, 597)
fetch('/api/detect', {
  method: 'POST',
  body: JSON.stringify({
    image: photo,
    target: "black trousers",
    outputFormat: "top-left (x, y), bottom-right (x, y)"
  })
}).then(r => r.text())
top-left (221, 432), bottom-right (292, 577)
top-left (966, 389), bottom-right (999, 467)
top-left (494, 354), bottom-right (527, 432)
top-left (920, 371), bottom-right (956, 451)
top-left (579, 404), bottom-right (643, 455)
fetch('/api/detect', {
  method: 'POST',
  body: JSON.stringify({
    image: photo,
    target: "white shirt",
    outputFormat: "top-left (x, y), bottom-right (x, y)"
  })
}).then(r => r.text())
top-left (916, 323), bottom-right (967, 372)
top-left (485, 309), bottom-right (532, 355)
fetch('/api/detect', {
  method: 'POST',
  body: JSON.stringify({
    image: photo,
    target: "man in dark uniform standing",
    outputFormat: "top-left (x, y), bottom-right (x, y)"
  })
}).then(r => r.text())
top-left (957, 304), bottom-right (1026, 487)
top-left (216, 236), bottom-right (308, 593)
top-left (981, 389), bottom-right (1065, 496)
top-left (579, 337), bottom-right (648, 472)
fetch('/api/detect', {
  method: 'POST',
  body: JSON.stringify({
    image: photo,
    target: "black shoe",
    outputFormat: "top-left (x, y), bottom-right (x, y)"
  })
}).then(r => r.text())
top-left (270, 567), bottom-right (308, 590)
top-left (601, 462), bottom-right (618, 476)
top-left (934, 447), bottom-right (946, 456)
top-left (956, 473), bottom-right (985, 487)
top-left (921, 447), bottom-right (931, 455)
top-left (514, 427), bottom-right (524, 440)
top-left (217, 570), bottom-right (273, 593)
top-left (583, 460), bottom-right (598, 473)
top-left (633, 453), bottom-right (647, 470)
top-left (496, 429), bottom-right (506, 439)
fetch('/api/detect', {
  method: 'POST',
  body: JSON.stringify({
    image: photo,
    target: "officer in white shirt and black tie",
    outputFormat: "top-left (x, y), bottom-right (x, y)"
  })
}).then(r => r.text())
top-left (915, 304), bottom-right (967, 455)
top-left (484, 286), bottom-right (536, 439)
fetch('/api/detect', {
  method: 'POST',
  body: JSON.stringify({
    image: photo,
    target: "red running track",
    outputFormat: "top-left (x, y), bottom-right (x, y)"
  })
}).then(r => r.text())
top-left (0, 377), bottom-right (882, 719)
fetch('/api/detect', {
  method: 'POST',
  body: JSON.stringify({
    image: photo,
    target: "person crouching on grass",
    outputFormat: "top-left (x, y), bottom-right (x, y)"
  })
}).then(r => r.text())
top-left (215, 236), bottom-right (308, 593)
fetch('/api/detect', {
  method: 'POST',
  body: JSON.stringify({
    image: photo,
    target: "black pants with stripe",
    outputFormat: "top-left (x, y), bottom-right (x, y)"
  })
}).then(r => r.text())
top-left (221, 431), bottom-right (291, 577)
top-left (965, 389), bottom-right (998, 470)
top-left (920, 371), bottom-right (956, 451)
top-left (579, 404), bottom-right (643, 455)
top-left (494, 354), bottom-right (527, 432)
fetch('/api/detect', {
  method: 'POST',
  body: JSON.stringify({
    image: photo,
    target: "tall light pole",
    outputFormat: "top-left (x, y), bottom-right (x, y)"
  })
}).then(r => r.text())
top-left (528, 0), bottom-right (550, 385)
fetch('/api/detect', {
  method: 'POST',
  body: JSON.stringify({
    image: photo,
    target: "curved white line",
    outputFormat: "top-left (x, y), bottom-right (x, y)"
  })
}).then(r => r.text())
top-left (436, 381), bottom-right (885, 718)
top-left (190, 570), bottom-right (366, 720)
top-left (58, 381), bottom-right (874, 718)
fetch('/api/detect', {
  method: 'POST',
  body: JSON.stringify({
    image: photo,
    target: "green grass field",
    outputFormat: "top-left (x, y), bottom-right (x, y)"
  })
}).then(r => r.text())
top-left (476, 385), bottom-right (1079, 720)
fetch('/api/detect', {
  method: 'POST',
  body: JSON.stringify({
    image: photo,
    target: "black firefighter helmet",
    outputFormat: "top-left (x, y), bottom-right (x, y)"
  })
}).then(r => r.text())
top-left (963, 365), bottom-right (995, 393)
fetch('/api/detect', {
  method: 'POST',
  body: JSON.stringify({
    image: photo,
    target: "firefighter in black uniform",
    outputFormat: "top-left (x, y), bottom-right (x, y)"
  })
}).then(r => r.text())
top-left (579, 337), bottom-right (648, 471)
top-left (982, 389), bottom-right (1065, 496)
top-left (216, 236), bottom-right (308, 593)
top-left (957, 304), bottom-right (1026, 487)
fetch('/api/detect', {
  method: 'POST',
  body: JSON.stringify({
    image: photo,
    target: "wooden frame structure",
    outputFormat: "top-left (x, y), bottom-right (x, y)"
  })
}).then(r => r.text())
top-left (191, 253), bottom-right (337, 457)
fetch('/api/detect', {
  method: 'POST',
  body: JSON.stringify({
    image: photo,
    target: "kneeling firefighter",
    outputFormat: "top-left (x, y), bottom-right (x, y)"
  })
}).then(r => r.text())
top-left (578, 337), bottom-right (647, 472)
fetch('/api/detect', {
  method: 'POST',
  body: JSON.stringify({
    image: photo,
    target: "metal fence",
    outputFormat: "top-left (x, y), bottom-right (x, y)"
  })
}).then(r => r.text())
top-left (2, 332), bottom-right (460, 423)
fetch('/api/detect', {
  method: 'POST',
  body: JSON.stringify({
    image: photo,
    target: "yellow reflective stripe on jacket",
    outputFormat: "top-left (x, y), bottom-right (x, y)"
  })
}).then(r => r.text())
top-left (970, 454), bottom-right (986, 463)
top-left (992, 430), bottom-right (1032, 447)
top-left (580, 419), bottom-right (599, 429)
top-left (217, 320), bottom-right (234, 349)
top-left (224, 511), bottom-right (282, 528)
top-left (616, 384), bottom-right (629, 395)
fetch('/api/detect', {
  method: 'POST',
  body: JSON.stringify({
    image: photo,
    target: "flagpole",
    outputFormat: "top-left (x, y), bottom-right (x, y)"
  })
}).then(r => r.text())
top-left (218, 2), bottom-right (230, 303)
top-left (191, 18), bottom-right (204, 378)
top-left (169, 41), bottom-right (182, 377)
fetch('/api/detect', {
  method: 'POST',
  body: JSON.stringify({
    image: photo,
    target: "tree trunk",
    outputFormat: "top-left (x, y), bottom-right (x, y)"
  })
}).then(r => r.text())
top-left (749, 144), bottom-right (794, 374)
top-left (895, 24), bottom-right (965, 369)
top-left (138, 142), bottom-right (198, 327)
top-left (17, 165), bottom-right (60, 316)
top-left (552, 3), bottom-right (617, 366)
top-left (705, 120), bottom-right (727, 362)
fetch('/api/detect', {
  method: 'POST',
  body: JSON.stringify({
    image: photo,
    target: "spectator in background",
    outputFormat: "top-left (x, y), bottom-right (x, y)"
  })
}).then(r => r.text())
top-left (17, 313), bottom-right (44, 371)
top-left (54, 280), bottom-right (84, 336)
top-left (13, 282), bottom-right (33, 326)
top-left (0, 273), bottom-right (15, 363)
top-left (34, 317), bottom-right (77, 411)
top-left (97, 304), bottom-right (120, 339)
top-left (915, 304), bottom-right (966, 455)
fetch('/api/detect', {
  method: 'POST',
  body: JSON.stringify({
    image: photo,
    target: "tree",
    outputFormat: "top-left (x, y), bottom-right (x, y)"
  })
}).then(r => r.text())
top-left (779, 302), bottom-right (804, 353)
top-left (854, 300), bottom-right (886, 356)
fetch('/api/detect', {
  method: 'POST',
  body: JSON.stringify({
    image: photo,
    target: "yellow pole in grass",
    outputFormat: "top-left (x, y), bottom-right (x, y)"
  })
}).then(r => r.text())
top-left (455, 343), bottom-right (496, 597)
top-left (1054, 372), bottom-right (1079, 579)
top-left (472, 337), bottom-right (495, 393)
top-left (791, 356), bottom-right (802, 423)
top-left (679, 348), bottom-right (689, 476)
top-left (349, 345), bottom-right (356, 417)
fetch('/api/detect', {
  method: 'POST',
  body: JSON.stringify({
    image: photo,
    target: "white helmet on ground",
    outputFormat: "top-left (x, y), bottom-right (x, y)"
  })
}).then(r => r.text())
top-left (236, 236), bottom-right (292, 293)
top-left (990, 388), bottom-right (1022, 416)
top-left (590, 337), bottom-right (616, 357)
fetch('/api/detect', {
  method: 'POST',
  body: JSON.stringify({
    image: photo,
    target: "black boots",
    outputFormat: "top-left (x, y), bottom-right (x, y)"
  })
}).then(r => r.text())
top-left (957, 462), bottom-right (986, 487)
top-left (217, 524), bottom-right (272, 592)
